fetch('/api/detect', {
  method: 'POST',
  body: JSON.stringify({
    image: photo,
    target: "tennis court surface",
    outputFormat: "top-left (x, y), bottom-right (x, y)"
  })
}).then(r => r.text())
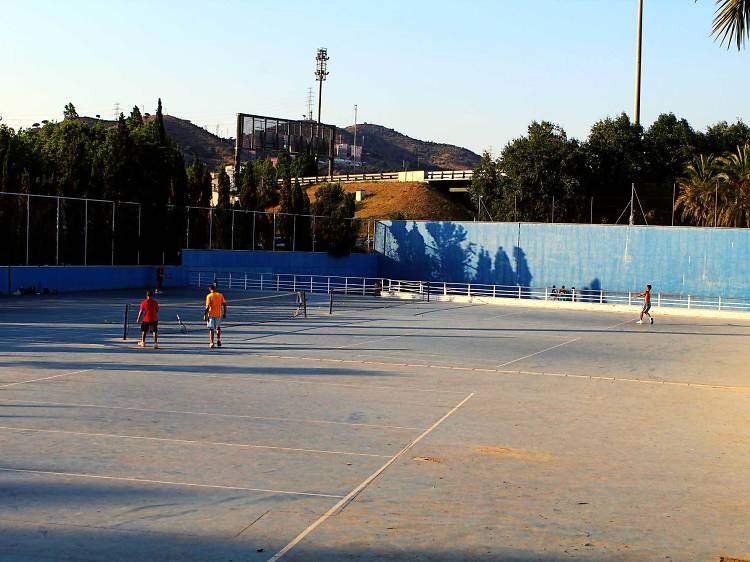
top-left (1, 288), bottom-right (749, 561)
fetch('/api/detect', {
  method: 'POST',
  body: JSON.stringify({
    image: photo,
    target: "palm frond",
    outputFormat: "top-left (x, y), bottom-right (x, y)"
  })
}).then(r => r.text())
top-left (711, 0), bottom-right (750, 50)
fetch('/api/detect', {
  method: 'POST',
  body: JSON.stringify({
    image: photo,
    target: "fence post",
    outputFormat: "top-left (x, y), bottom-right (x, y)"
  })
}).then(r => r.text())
top-left (493, 285), bottom-right (497, 298)
top-left (198, 271), bottom-right (202, 287)
top-left (111, 201), bottom-right (116, 266)
top-left (25, 193), bottom-right (30, 265)
top-left (600, 290), bottom-right (603, 304)
top-left (545, 287), bottom-right (548, 301)
top-left (84, 198), bottom-right (88, 266)
top-left (327, 277), bottom-right (331, 294)
top-left (208, 209), bottom-right (213, 250)
top-left (55, 196), bottom-right (60, 265)
top-left (518, 285), bottom-right (522, 299)
top-left (244, 272), bottom-right (248, 290)
top-left (419, 281), bottom-right (423, 295)
top-left (229, 272), bottom-right (232, 289)
top-left (658, 292), bottom-right (661, 308)
top-left (628, 291), bottom-right (631, 306)
top-left (231, 210), bottom-right (235, 250)
top-left (362, 277), bottom-right (366, 296)
top-left (137, 204), bottom-right (141, 265)
top-left (345, 277), bottom-right (349, 293)
top-left (260, 273), bottom-right (263, 291)
top-left (443, 282), bottom-right (447, 296)
top-left (468, 284), bottom-right (471, 298)
top-left (310, 276), bottom-right (313, 293)
top-left (293, 275), bottom-right (297, 292)
top-left (718, 296), bottom-right (721, 311)
top-left (276, 274), bottom-right (280, 292)
top-left (687, 295), bottom-right (691, 309)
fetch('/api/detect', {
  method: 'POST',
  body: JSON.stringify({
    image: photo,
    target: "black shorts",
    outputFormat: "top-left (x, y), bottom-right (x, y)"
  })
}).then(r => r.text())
top-left (642, 303), bottom-right (651, 314)
top-left (141, 321), bottom-right (158, 333)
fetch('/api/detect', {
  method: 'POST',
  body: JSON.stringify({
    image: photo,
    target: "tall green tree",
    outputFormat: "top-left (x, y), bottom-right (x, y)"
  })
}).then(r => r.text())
top-left (312, 183), bottom-right (357, 255)
top-left (216, 164), bottom-right (231, 209)
top-left (238, 162), bottom-right (257, 210)
top-left (63, 102), bottom-right (79, 120)
top-left (127, 105), bottom-right (144, 129)
top-left (155, 98), bottom-right (167, 146)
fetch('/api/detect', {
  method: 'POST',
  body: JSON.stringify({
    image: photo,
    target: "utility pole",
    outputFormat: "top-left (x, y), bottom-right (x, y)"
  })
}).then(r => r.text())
top-left (315, 48), bottom-right (329, 124)
top-left (633, 0), bottom-right (644, 126)
top-left (113, 102), bottom-right (121, 120)
top-left (353, 104), bottom-right (358, 170)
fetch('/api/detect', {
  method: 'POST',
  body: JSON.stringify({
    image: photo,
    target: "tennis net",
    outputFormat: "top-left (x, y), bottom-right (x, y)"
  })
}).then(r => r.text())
top-left (327, 282), bottom-right (428, 314)
top-left (122, 292), bottom-right (306, 339)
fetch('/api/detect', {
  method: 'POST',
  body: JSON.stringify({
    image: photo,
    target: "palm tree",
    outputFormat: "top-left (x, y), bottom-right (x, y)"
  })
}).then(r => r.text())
top-left (717, 143), bottom-right (750, 226)
top-left (709, 0), bottom-right (750, 50)
top-left (675, 154), bottom-right (722, 226)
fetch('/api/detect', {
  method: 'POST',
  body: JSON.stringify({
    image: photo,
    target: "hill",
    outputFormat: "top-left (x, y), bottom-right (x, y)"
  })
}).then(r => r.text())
top-left (78, 115), bottom-right (479, 173)
top-left (337, 123), bottom-right (480, 172)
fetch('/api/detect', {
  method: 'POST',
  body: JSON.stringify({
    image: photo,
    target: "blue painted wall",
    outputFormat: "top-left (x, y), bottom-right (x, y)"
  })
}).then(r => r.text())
top-left (183, 249), bottom-right (379, 277)
top-left (2, 265), bottom-right (186, 295)
top-left (376, 221), bottom-right (750, 298)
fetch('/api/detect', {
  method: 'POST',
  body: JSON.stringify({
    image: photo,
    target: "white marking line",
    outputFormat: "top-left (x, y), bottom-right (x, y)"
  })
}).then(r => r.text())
top-left (333, 334), bottom-right (403, 349)
top-left (496, 338), bottom-right (581, 368)
top-left (96, 367), bottom-right (465, 396)
top-left (0, 369), bottom-right (91, 389)
top-left (0, 467), bottom-right (343, 499)
top-left (268, 392), bottom-right (475, 562)
top-left (0, 399), bottom-right (425, 432)
top-left (604, 318), bottom-right (636, 330)
top-left (0, 425), bottom-right (391, 458)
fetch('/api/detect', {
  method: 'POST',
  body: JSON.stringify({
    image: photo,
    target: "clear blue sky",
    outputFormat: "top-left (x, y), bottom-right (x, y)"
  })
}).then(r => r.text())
top-left (1, 0), bottom-right (748, 154)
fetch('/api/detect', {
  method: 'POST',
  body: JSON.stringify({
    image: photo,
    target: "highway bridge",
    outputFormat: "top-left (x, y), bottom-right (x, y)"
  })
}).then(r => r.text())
top-left (291, 169), bottom-right (473, 192)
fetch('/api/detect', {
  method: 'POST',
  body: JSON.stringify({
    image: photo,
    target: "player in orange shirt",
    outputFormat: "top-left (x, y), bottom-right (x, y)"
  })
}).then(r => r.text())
top-left (204, 284), bottom-right (227, 348)
top-left (636, 284), bottom-right (654, 325)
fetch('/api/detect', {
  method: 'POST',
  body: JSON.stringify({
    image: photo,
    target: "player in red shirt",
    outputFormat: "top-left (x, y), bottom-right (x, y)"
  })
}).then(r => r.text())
top-left (136, 290), bottom-right (160, 349)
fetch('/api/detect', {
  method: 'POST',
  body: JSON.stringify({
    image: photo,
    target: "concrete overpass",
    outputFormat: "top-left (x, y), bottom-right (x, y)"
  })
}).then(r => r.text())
top-left (291, 169), bottom-right (473, 192)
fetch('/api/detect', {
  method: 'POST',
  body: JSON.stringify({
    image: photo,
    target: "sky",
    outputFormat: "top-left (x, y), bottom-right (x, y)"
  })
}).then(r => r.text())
top-left (1, 0), bottom-right (748, 154)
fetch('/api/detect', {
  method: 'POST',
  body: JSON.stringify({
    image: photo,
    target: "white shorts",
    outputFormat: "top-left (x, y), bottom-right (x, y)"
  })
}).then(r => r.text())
top-left (207, 317), bottom-right (222, 330)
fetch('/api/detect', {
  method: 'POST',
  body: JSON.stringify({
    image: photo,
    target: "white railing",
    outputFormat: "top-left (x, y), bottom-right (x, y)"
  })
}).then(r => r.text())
top-left (188, 270), bottom-right (750, 314)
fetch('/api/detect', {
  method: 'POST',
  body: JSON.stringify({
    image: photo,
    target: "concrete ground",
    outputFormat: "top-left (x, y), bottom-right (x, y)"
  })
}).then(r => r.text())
top-left (0, 288), bottom-right (749, 562)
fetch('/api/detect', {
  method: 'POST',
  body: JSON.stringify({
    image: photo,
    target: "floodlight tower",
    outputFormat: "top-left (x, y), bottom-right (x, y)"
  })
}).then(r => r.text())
top-left (315, 48), bottom-right (329, 124)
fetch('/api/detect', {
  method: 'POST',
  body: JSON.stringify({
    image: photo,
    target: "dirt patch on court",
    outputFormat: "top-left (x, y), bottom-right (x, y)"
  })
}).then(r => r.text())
top-left (473, 446), bottom-right (552, 462)
top-left (412, 455), bottom-right (443, 463)
top-left (719, 557), bottom-right (750, 562)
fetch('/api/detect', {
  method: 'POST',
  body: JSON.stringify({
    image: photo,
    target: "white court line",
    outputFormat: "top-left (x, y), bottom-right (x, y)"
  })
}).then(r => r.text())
top-left (333, 334), bottom-right (403, 349)
top-left (496, 338), bottom-right (581, 368)
top-left (0, 425), bottom-right (392, 458)
top-left (0, 369), bottom-right (91, 389)
top-left (92, 367), bottom-right (466, 396)
top-left (0, 467), bottom-right (343, 499)
top-left (0, 399), bottom-right (425, 431)
top-left (268, 392), bottom-right (475, 562)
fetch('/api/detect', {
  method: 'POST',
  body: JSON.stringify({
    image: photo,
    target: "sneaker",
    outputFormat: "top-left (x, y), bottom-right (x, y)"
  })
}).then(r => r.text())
top-left (209, 343), bottom-right (215, 349)
top-left (636, 320), bottom-right (643, 324)
top-left (153, 344), bottom-right (160, 349)
top-left (137, 341), bottom-right (145, 347)
top-left (217, 341), bottom-right (222, 348)
top-left (650, 317), bottom-right (654, 325)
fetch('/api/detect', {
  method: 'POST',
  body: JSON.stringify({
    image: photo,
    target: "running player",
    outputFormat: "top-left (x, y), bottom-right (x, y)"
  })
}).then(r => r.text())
top-left (636, 284), bottom-right (654, 324)
top-left (135, 290), bottom-right (159, 349)
top-left (204, 284), bottom-right (227, 348)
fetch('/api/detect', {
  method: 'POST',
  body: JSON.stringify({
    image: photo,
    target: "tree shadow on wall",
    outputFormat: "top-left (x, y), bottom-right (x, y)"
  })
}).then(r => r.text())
top-left (424, 222), bottom-right (475, 282)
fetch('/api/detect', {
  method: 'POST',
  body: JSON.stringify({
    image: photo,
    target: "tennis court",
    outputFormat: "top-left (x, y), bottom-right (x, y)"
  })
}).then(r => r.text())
top-left (1, 287), bottom-right (749, 561)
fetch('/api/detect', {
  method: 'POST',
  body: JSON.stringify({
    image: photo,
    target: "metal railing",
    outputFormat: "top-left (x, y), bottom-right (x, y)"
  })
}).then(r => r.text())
top-left (188, 270), bottom-right (750, 314)
top-left (289, 169), bottom-right (475, 186)
top-left (425, 170), bottom-right (474, 181)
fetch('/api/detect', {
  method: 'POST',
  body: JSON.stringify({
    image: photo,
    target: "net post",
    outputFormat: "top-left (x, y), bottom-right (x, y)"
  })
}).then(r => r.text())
top-left (123, 303), bottom-right (129, 341)
top-left (329, 291), bottom-right (334, 315)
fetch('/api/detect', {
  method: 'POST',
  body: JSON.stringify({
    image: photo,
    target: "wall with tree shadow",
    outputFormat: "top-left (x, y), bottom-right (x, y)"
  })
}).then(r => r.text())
top-left (376, 220), bottom-right (750, 298)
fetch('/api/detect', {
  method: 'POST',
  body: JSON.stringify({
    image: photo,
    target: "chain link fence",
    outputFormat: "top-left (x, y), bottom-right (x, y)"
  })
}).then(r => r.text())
top-left (0, 192), bottom-right (374, 266)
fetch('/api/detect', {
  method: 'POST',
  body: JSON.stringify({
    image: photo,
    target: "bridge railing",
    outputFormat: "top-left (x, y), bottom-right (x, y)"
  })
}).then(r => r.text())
top-left (425, 170), bottom-right (474, 181)
top-left (289, 169), bottom-right (474, 186)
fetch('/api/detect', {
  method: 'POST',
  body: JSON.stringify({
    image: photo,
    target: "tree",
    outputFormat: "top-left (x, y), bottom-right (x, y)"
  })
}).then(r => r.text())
top-left (644, 113), bottom-right (698, 182)
top-left (312, 183), bottom-right (357, 255)
top-left (700, 120), bottom-right (750, 155)
top-left (716, 143), bottom-right (750, 226)
top-left (675, 154), bottom-right (722, 226)
top-left (63, 103), bottom-right (79, 121)
top-left (255, 157), bottom-right (278, 208)
top-left (291, 153), bottom-right (318, 177)
top-left (468, 151), bottom-right (499, 220)
top-left (155, 98), bottom-right (167, 146)
top-left (128, 106), bottom-right (144, 129)
top-left (238, 163), bottom-right (257, 210)
top-left (708, 0), bottom-right (750, 50)
top-left (495, 121), bottom-right (586, 222)
top-left (216, 164), bottom-right (231, 208)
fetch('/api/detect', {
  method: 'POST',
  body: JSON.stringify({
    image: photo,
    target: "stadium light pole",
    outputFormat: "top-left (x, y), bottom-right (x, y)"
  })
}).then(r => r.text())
top-left (633, 0), bottom-right (644, 126)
